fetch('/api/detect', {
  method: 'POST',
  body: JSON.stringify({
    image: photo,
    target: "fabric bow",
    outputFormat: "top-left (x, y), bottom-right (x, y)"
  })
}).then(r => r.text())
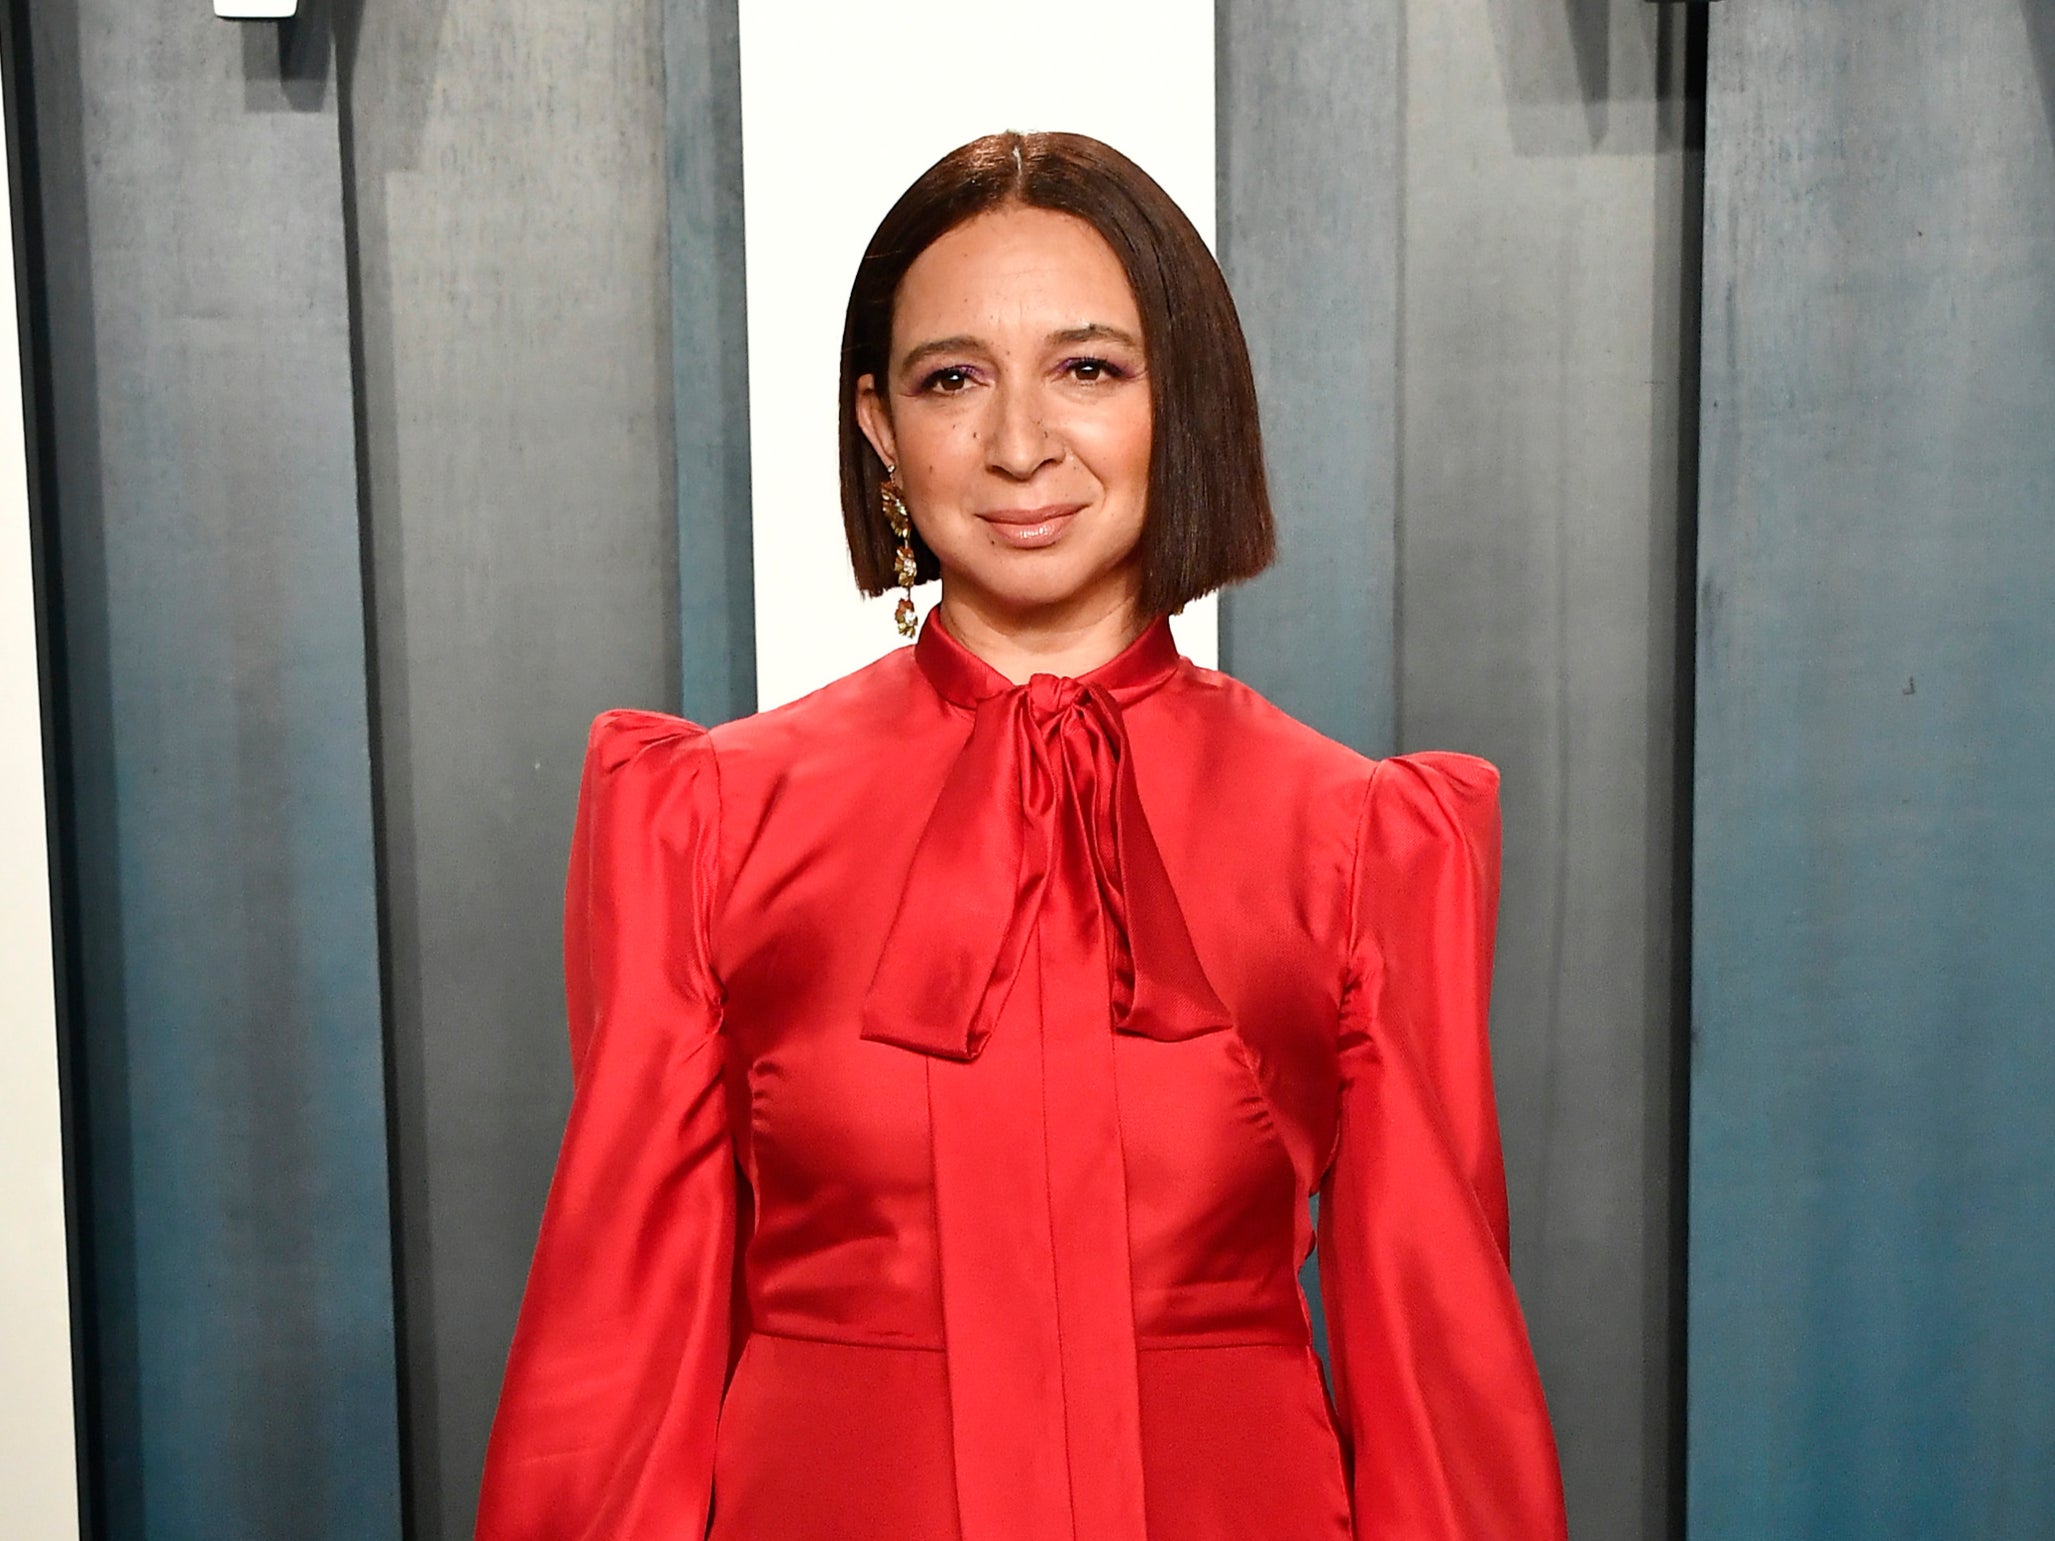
top-left (859, 663), bottom-right (1232, 1060)
top-left (857, 607), bottom-right (1231, 1541)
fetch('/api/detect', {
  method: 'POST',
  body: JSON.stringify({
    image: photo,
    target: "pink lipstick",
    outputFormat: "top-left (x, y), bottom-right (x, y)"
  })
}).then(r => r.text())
top-left (979, 504), bottom-right (1082, 549)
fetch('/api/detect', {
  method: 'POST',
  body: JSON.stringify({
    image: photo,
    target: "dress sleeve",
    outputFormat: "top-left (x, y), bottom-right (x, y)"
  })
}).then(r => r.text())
top-left (475, 709), bottom-right (736, 1541)
top-left (1313, 752), bottom-right (1568, 1540)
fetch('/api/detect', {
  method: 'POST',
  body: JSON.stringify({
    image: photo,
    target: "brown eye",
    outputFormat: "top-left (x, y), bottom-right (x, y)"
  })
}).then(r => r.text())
top-left (1065, 357), bottom-right (1124, 384)
top-left (923, 367), bottom-right (972, 394)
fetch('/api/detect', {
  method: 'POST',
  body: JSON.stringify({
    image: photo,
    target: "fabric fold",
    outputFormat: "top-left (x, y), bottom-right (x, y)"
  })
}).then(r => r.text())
top-left (857, 606), bottom-right (1230, 1541)
top-left (858, 672), bottom-right (1232, 1059)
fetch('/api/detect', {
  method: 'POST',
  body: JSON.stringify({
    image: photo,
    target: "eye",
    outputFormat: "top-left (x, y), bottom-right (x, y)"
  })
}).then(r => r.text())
top-left (1063, 356), bottom-right (1126, 384)
top-left (919, 365), bottom-right (976, 394)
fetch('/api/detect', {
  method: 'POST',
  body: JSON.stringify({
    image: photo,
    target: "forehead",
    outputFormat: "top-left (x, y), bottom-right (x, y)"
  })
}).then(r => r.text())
top-left (893, 206), bottom-right (1140, 339)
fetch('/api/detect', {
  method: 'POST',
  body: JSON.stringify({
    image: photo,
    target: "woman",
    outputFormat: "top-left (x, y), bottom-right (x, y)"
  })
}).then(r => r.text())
top-left (475, 130), bottom-right (1567, 1541)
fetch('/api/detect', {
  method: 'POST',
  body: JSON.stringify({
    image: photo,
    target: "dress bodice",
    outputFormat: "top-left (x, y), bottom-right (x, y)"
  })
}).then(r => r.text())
top-left (475, 608), bottom-right (1567, 1541)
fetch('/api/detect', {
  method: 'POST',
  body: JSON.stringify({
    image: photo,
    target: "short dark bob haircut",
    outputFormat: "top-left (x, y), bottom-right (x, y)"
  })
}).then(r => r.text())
top-left (839, 130), bottom-right (1276, 619)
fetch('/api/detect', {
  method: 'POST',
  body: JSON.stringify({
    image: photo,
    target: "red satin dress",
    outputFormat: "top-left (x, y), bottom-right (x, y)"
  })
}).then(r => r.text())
top-left (474, 604), bottom-right (1567, 1541)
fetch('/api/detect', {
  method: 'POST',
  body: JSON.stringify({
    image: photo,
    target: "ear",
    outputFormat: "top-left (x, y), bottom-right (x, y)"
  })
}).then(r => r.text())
top-left (854, 374), bottom-right (900, 474)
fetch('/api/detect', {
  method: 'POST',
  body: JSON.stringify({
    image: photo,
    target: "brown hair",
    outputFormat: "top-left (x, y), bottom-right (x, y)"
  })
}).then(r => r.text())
top-left (838, 130), bottom-right (1275, 617)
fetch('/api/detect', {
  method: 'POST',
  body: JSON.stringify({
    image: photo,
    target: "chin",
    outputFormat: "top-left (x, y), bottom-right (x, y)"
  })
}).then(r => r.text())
top-left (971, 567), bottom-right (1142, 625)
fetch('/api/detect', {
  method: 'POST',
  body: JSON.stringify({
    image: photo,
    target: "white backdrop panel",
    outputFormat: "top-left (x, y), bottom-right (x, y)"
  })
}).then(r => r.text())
top-left (737, 0), bottom-right (1218, 708)
top-left (0, 58), bottom-right (82, 1541)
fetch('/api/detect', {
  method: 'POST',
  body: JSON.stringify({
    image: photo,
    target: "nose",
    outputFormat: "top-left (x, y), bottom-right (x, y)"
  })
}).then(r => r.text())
top-left (985, 379), bottom-right (1061, 480)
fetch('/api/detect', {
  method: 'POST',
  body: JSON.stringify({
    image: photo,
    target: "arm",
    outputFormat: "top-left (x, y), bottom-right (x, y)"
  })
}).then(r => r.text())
top-left (476, 710), bottom-right (737, 1541)
top-left (1314, 753), bottom-right (1567, 1539)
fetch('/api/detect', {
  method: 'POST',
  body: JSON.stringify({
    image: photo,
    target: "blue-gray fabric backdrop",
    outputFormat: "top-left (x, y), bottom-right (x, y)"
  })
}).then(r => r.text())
top-left (21, 3), bottom-right (2052, 1539)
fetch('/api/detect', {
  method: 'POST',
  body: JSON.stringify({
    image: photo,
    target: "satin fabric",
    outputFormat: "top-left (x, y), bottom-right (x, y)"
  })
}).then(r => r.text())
top-left (475, 606), bottom-right (1568, 1541)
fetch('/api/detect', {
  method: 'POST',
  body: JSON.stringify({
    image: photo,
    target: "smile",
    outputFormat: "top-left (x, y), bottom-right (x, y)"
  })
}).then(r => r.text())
top-left (978, 504), bottom-right (1083, 549)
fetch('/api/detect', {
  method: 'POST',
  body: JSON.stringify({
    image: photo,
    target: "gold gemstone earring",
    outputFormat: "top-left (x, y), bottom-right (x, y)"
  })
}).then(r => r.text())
top-left (881, 464), bottom-right (918, 638)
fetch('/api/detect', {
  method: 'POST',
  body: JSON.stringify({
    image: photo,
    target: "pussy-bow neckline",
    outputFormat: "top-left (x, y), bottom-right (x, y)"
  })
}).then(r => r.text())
top-left (908, 600), bottom-right (1187, 712)
top-left (857, 602), bottom-right (1232, 1541)
top-left (859, 602), bottom-right (1231, 1061)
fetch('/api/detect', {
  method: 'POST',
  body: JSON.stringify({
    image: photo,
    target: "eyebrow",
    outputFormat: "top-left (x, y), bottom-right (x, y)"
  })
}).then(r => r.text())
top-left (895, 322), bottom-right (1144, 377)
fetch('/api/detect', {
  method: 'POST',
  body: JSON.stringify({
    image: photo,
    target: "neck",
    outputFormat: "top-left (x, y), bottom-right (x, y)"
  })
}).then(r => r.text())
top-left (935, 583), bottom-right (1150, 686)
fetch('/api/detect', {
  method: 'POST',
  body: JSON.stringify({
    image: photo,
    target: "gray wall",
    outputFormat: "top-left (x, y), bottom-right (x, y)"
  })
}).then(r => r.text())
top-left (1219, 1), bottom-right (1401, 753)
top-left (1691, 3), bottom-right (2055, 1535)
top-left (1227, 6), bottom-right (1698, 1537)
top-left (1392, 7), bottom-right (1696, 1538)
top-left (664, 0), bottom-right (754, 728)
top-left (339, 2), bottom-right (680, 1536)
top-left (30, 5), bottom-right (402, 1537)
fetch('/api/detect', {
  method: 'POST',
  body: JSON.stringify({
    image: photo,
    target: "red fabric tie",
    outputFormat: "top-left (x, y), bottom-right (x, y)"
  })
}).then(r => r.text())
top-left (859, 608), bottom-right (1232, 1541)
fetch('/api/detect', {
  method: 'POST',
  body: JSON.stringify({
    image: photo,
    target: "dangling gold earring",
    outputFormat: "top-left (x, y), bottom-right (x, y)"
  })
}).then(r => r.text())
top-left (881, 464), bottom-right (918, 638)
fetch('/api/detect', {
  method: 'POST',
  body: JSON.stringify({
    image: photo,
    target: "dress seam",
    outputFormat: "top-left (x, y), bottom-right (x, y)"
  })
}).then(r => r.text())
top-left (743, 1324), bottom-right (947, 1353)
top-left (1225, 1028), bottom-right (1295, 1171)
top-left (1342, 758), bottom-right (1384, 1020)
top-left (1321, 760), bottom-right (1385, 1190)
top-left (701, 729), bottom-right (733, 1009)
top-left (737, 1325), bottom-right (1311, 1354)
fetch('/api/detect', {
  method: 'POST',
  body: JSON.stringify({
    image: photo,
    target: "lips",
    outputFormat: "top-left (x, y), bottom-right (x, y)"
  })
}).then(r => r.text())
top-left (977, 504), bottom-right (1082, 550)
top-left (978, 503), bottom-right (1085, 526)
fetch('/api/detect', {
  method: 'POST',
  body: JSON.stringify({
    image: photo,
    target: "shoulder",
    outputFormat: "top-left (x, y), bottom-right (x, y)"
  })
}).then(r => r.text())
top-left (580, 646), bottom-right (917, 788)
top-left (582, 707), bottom-right (718, 787)
top-left (1350, 752), bottom-right (1502, 931)
top-left (701, 646), bottom-right (918, 775)
top-left (1361, 751), bottom-right (1501, 844)
top-left (1170, 661), bottom-right (1378, 796)
top-left (1167, 665), bottom-right (1500, 851)
top-left (585, 706), bottom-right (713, 769)
top-left (576, 709), bottom-right (722, 846)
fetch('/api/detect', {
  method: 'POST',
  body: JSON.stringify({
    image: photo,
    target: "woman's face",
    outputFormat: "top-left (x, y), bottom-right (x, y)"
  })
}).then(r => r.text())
top-left (855, 205), bottom-right (1153, 628)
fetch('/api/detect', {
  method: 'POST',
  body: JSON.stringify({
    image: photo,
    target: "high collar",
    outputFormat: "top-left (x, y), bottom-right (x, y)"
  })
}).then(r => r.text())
top-left (869, 595), bottom-right (1224, 1541)
top-left (914, 603), bottom-right (1185, 711)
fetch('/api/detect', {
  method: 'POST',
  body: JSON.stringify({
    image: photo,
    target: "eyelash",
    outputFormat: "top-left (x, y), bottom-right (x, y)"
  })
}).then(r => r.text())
top-left (915, 357), bottom-right (1130, 394)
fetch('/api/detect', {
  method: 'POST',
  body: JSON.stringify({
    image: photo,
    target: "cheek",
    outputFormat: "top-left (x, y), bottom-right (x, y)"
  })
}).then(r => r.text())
top-left (1073, 397), bottom-right (1153, 503)
top-left (893, 403), bottom-right (987, 486)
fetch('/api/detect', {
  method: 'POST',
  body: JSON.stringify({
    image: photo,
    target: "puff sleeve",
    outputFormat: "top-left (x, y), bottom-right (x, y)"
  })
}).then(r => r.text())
top-left (1313, 752), bottom-right (1568, 1539)
top-left (476, 709), bottom-right (736, 1541)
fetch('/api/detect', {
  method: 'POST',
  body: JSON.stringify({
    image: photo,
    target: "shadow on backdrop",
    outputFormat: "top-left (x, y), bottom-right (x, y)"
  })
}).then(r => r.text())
top-left (2026, 0), bottom-right (2055, 150)
top-left (1480, 0), bottom-right (1675, 154)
